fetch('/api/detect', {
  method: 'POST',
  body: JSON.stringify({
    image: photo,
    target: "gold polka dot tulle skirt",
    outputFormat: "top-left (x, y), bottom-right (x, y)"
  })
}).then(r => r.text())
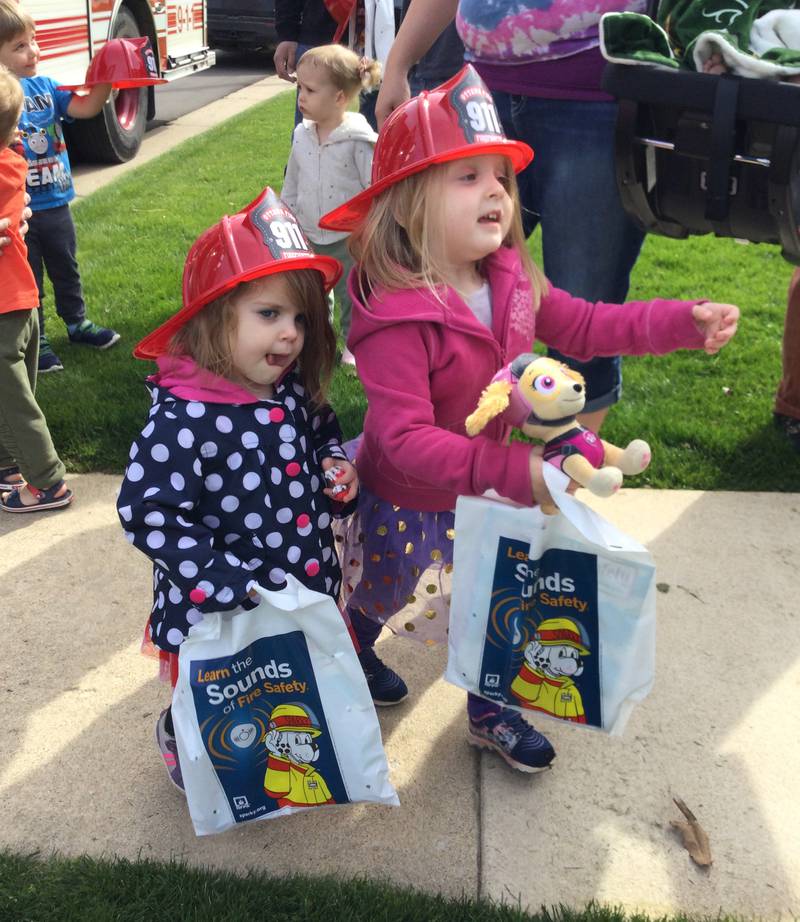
top-left (335, 484), bottom-right (456, 645)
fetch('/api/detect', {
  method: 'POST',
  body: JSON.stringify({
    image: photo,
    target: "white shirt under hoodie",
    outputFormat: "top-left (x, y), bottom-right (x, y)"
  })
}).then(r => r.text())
top-left (281, 111), bottom-right (378, 245)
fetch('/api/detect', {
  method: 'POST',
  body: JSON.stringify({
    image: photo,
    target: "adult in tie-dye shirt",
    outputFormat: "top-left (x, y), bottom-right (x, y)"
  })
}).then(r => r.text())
top-left (457, 0), bottom-right (645, 66)
top-left (377, 0), bottom-right (648, 432)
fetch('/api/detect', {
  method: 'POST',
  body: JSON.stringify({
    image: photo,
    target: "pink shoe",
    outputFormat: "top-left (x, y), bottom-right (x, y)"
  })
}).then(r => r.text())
top-left (341, 347), bottom-right (356, 368)
top-left (155, 709), bottom-right (185, 792)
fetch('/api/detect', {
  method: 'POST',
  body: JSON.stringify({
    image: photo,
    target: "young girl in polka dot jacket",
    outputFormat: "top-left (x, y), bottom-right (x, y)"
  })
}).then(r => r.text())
top-left (118, 188), bottom-right (358, 791)
top-left (319, 66), bottom-right (738, 774)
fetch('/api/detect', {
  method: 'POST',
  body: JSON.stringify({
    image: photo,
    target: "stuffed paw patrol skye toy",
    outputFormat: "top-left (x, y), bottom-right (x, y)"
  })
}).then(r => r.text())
top-left (466, 354), bottom-right (651, 510)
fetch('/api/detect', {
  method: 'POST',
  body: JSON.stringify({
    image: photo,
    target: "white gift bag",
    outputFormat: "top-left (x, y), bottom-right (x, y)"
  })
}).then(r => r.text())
top-left (172, 575), bottom-right (398, 836)
top-left (446, 472), bottom-right (656, 736)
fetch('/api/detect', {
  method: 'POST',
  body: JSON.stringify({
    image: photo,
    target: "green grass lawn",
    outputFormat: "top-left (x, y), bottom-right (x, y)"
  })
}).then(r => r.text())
top-left (0, 851), bottom-right (732, 922)
top-left (35, 90), bottom-right (799, 490)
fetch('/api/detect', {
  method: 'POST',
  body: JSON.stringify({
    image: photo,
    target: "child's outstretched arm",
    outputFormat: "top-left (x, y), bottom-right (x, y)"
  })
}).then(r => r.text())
top-left (535, 284), bottom-right (737, 360)
top-left (67, 84), bottom-right (113, 120)
top-left (692, 302), bottom-right (739, 353)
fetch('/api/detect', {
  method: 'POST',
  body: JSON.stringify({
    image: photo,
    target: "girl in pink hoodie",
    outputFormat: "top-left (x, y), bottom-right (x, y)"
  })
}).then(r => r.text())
top-left (319, 65), bottom-right (738, 773)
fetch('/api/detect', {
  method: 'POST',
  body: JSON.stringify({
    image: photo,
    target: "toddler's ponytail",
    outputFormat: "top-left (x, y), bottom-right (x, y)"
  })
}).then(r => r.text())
top-left (357, 56), bottom-right (381, 92)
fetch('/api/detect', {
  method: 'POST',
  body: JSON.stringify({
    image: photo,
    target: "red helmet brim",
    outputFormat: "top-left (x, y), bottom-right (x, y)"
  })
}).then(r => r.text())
top-left (134, 255), bottom-right (342, 360)
top-left (56, 77), bottom-right (167, 91)
top-left (320, 139), bottom-right (533, 232)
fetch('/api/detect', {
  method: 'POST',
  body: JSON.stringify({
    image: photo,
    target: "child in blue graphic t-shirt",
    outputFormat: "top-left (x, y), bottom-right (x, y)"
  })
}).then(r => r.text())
top-left (0, 1), bottom-right (120, 373)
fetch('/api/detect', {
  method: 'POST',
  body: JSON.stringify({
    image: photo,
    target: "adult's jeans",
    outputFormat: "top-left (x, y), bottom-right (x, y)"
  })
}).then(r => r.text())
top-left (494, 92), bottom-right (646, 412)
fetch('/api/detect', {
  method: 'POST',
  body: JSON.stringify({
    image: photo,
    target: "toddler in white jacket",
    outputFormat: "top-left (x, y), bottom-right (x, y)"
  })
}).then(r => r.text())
top-left (281, 44), bottom-right (380, 366)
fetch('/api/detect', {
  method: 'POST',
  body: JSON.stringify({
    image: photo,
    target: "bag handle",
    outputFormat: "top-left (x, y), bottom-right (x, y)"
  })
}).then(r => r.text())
top-left (250, 574), bottom-right (338, 615)
top-left (542, 465), bottom-right (649, 553)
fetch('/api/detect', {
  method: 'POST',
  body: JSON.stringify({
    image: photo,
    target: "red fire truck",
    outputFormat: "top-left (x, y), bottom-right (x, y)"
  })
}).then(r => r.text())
top-left (25, 1), bottom-right (215, 162)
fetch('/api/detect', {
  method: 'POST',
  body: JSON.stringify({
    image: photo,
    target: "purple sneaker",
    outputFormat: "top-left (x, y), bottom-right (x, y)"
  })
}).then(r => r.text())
top-left (468, 707), bottom-right (555, 773)
top-left (155, 708), bottom-right (184, 792)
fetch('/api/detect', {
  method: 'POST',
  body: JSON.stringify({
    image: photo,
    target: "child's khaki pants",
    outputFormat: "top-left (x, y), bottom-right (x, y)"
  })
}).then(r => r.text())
top-left (0, 308), bottom-right (65, 488)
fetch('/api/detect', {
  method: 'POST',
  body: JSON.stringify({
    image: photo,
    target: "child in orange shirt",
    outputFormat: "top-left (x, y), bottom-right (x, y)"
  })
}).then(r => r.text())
top-left (0, 63), bottom-right (72, 512)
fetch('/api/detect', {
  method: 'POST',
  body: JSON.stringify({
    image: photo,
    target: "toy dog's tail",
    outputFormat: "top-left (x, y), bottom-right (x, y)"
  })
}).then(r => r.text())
top-left (465, 381), bottom-right (513, 435)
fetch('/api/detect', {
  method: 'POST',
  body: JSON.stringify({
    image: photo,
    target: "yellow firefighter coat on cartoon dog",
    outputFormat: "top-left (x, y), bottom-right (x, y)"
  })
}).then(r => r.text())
top-left (262, 703), bottom-right (334, 808)
top-left (511, 618), bottom-right (589, 723)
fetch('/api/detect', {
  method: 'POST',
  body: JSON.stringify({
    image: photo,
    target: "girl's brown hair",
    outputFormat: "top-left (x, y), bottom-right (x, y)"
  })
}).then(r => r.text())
top-left (169, 269), bottom-right (336, 407)
top-left (0, 63), bottom-right (22, 147)
top-left (298, 44), bottom-right (381, 101)
top-left (348, 158), bottom-right (547, 308)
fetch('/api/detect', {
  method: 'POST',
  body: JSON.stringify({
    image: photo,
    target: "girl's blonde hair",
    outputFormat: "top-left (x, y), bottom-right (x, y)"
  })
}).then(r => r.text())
top-left (297, 44), bottom-right (381, 100)
top-left (169, 269), bottom-right (336, 407)
top-left (348, 159), bottom-right (547, 308)
top-left (0, 63), bottom-right (22, 147)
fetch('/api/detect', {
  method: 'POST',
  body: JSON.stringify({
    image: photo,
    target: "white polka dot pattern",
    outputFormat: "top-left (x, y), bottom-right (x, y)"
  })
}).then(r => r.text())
top-left (117, 373), bottom-right (348, 655)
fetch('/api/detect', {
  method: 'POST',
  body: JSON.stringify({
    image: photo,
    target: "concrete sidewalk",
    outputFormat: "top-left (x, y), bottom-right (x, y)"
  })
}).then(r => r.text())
top-left (2, 477), bottom-right (798, 918)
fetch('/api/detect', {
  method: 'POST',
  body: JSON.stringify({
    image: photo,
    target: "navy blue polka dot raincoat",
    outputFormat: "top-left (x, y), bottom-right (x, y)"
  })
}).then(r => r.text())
top-left (117, 358), bottom-right (351, 654)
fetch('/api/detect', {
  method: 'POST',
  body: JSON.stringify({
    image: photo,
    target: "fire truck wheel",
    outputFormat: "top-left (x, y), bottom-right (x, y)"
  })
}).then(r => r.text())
top-left (65, 6), bottom-right (149, 164)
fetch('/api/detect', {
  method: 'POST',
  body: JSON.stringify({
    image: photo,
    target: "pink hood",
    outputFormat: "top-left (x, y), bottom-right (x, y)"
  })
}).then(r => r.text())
top-left (149, 354), bottom-right (278, 404)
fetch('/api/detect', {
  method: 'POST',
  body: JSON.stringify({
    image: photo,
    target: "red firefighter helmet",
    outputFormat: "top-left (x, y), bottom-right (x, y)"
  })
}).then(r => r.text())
top-left (319, 64), bottom-right (533, 232)
top-left (134, 188), bottom-right (342, 360)
top-left (57, 37), bottom-right (167, 91)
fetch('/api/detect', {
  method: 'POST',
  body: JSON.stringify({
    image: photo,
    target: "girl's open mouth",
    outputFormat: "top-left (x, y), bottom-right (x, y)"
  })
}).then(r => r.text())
top-left (479, 211), bottom-right (501, 224)
top-left (266, 354), bottom-right (292, 367)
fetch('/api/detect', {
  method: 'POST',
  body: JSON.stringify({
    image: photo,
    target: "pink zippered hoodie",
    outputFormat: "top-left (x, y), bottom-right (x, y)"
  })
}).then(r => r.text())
top-left (347, 246), bottom-right (705, 512)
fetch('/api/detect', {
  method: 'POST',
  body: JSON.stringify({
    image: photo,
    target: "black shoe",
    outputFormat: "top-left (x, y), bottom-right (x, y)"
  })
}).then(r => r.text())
top-left (38, 336), bottom-right (63, 373)
top-left (357, 646), bottom-right (408, 706)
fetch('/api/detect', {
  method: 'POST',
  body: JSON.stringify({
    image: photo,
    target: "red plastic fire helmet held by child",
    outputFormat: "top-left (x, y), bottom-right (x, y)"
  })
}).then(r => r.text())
top-left (57, 37), bottom-right (167, 91)
top-left (319, 64), bottom-right (534, 232)
top-left (134, 188), bottom-right (343, 360)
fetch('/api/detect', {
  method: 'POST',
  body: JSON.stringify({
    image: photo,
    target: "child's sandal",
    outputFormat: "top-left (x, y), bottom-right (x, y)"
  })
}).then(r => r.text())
top-left (0, 466), bottom-right (24, 491)
top-left (0, 480), bottom-right (73, 514)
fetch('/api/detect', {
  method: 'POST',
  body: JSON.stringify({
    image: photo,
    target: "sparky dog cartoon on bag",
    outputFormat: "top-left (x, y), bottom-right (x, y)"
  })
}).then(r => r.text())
top-left (263, 703), bottom-right (335, 807)
top-left (477, 535), bottom-right (604, 728)
top-left (510, 617), bottom-right (589, 723)
top-left (188, 629), bottom-right (348, 822)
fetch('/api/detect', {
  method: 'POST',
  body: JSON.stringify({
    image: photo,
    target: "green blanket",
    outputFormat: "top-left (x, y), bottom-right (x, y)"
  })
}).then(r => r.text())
top-left (601, 0), bottom-right (800, 78)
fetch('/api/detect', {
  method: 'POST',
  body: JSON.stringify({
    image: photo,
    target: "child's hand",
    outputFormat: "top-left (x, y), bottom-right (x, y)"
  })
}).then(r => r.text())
top-left (692, 302), bottom-right (739, 354)
top-left (67, 83), bottom-right (113, 119)
top-left (529, 447), bottom-right (578, 513)
top-left (0, 195), bottom-right (31, 250)
top-left (529, 447), bottom-right (557, 511)
top-left (322, 458), bottom-right (359, 503)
